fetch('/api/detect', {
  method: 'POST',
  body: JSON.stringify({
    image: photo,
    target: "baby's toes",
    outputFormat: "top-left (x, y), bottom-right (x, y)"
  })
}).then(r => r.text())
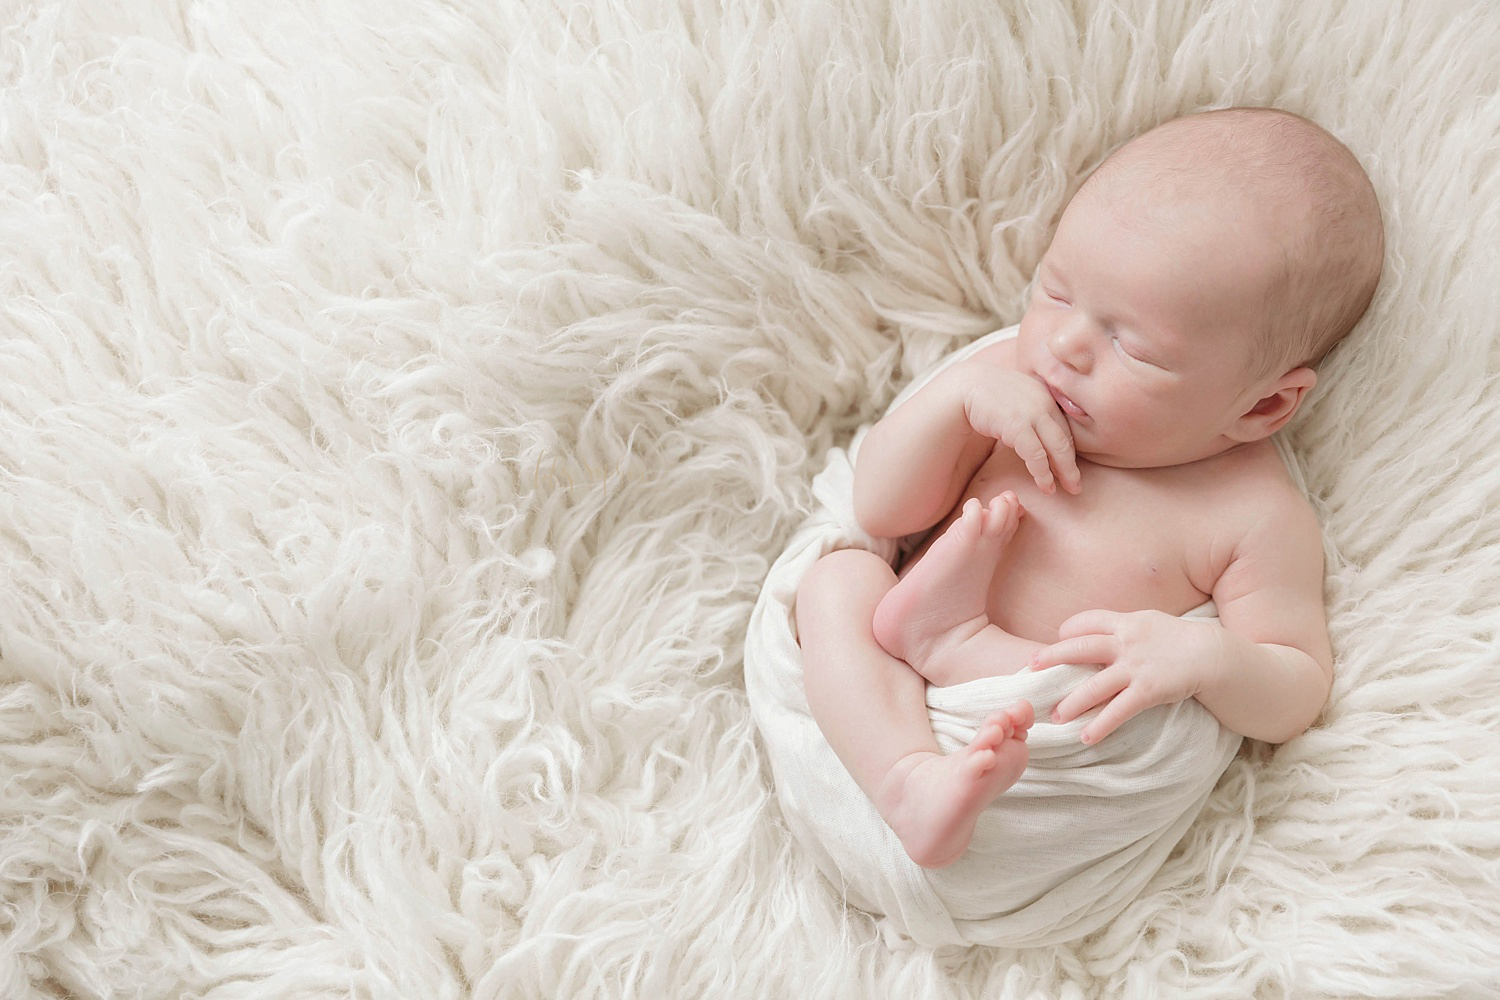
top-left (963, 746), bottom-right (997, 777)
top-left (978, 497), bottom-right (1003, 536)
top-left (982, 493), bottom-right (1019, 538)
top-left (978, 711), bottom-right (1012, 744)
top-left (1005, 701), bottom-right (1035, 735)
top-left (956, 497), bottom-right (984, 535)
top-left (972, 494), bottom-right (1008, 536)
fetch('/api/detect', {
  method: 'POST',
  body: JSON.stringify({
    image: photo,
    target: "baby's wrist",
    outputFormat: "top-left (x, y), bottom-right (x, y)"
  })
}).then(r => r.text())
top-left (1194, 621), bottom-right (1242, 700)
top-left (935, 360), bottom-right (983, 426)
top-left (947, 357), bottom-right (1010, 423)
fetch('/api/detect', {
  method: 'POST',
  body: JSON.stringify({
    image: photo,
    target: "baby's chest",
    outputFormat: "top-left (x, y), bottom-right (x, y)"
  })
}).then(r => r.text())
top-left (990, 467), bottom-right (1194, 588)
top-left (908, 450), bottom-right (1216, 640)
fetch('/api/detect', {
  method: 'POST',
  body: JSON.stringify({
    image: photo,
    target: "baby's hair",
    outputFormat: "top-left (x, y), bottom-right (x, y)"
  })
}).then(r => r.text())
top-left (1080, 107), bottom-right (1385, 381)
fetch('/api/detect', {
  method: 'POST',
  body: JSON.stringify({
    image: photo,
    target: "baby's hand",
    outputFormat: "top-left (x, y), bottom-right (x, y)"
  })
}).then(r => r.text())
top-left (1027, 610), bottom-right (1227, 744)
top-left (960, 365), bottom-right (1081, 495)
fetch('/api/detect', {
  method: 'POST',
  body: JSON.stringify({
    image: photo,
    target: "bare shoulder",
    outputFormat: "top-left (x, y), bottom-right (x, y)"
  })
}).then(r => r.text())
top-left (1204, 439), bottom-right (1309, 512)
top-left (1217, 440), bottom-right (1316, 538)
top-left (1185, 441), bottom-right (1318, 578)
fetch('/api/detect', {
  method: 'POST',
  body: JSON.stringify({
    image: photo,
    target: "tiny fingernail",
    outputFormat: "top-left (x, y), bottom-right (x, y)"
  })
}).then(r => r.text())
top-left (1080, 732), bottom-right (1092, 744)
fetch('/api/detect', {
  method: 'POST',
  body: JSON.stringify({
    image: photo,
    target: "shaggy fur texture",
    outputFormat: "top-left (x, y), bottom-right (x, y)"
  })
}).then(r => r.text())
top-left (0, 1), bottom-right (1497, 997)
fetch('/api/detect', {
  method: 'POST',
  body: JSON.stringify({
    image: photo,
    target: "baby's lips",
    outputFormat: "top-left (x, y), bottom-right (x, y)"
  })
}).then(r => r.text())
top-left (1044, 379), bottom-right (1087, 419)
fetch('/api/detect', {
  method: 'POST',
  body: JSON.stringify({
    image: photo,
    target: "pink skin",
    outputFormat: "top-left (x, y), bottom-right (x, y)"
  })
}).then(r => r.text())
top-left (876, 700), bottom-right (1034, 869)
top-left (868, 494), bottom-right (1038, 868)
top-left (815, 125), bottom-right (1348, 878)
top-left (874, 493), bottom-right (1031, 685)
top-left (1009, 178), bottom-right (1315, 471)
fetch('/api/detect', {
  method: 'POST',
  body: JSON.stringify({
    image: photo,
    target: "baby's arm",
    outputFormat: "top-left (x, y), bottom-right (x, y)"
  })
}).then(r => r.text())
top-left (1035, 491), bottom-right (1332, 746)
top-left (1192, 497), bottom-right (1334, 744)
top-left (853, 350), bottom-right (1002, 540)
top-left (854, 345), bottom-right (1080, 539)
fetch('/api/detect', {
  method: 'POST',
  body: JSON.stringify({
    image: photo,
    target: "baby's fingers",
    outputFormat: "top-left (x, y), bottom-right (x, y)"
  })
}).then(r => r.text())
top-left (1033, 415), bottom-right (1081, 495)
top-left (1013, 428), bottom-right (1057, 494)
top-left (1029, 632), bottom-right (1117, 671)
top-left (1052, 664), bottom-right (1131, 727)
top-left (1076, 684), bottom-right (1161, 745)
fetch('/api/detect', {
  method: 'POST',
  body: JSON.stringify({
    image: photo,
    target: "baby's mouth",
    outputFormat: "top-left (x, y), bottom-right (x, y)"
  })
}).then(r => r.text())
top-left (1044, 381), bottom-right (1087, 419)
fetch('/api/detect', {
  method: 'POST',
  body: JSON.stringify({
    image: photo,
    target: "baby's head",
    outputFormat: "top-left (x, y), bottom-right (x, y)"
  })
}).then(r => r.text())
top-left (1016, 107), bottom-right (1384, 468)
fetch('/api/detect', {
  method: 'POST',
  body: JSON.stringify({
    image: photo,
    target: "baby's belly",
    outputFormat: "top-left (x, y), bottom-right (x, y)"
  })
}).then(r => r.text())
top-left (897, 458), bottom-right (1212, 645)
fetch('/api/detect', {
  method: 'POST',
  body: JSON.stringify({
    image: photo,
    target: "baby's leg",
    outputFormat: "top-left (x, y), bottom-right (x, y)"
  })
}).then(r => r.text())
top-left (873, 493), bottom-right (1045, 686)
top-left (797, 548), bottom-right (1032, 869)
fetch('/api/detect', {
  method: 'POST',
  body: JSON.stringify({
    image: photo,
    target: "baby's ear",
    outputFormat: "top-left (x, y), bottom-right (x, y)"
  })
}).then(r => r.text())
top-left (1227, 367), bottom-right (1317, 442)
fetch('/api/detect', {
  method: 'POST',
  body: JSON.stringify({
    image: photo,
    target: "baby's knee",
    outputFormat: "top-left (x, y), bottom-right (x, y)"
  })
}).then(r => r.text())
top-left (797, 547), bottom-right (895, 619)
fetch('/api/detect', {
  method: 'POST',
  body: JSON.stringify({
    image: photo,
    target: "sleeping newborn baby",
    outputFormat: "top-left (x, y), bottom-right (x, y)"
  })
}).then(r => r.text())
top-left (795, 107), bottom-right (1383, 870)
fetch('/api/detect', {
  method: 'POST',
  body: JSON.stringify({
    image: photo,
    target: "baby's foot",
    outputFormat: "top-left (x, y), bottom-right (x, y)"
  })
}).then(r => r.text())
top-left (872, 493), bottom-right (1021, 669)
top-left (877, 702), bottom-right (1034, 869)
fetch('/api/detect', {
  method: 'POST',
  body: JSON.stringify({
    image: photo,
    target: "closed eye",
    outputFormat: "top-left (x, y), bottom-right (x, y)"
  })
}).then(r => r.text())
top-left (1043, 287), bottom-right (1069, 306)
top-left (1112, 336), bottom-right (1158, 368)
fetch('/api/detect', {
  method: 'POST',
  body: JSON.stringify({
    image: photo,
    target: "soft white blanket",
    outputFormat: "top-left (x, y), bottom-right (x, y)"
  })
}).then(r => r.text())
top-left (746, 326), bottom-right (1245, 948)
top-left (2, 1), bottom-right (1498, 997)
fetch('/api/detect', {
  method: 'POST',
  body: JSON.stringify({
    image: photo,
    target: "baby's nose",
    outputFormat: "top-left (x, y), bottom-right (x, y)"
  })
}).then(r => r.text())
top-left (1049, 325), bottom-right (1093, 371)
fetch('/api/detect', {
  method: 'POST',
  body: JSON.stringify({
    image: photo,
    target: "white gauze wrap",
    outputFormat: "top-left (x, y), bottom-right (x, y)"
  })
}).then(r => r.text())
top-left (745, 325), bottom-right (1257, 949)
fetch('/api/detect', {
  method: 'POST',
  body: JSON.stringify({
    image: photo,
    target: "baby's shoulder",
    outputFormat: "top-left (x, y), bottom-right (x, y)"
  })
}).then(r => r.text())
top-left (1203, 441), bottom-right (1312, 521)
top-left (1179, 440), bottom-right (1319, 588)
top-left (1232, 439), bottom-right (1306, 501)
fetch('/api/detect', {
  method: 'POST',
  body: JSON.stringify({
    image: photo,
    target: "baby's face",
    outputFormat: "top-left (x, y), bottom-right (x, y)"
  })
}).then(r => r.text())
top-left (1014, 181), bottom-right (1284, 468)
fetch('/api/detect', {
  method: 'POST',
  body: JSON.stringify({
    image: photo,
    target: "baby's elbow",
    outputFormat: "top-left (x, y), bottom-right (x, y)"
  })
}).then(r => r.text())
top-left (1262, 708), bottom-right (1317, 746)
top-left (1266, 715), bottom-right (1316, 747)
top-left (1270, 653), bottom-right (1334, 745)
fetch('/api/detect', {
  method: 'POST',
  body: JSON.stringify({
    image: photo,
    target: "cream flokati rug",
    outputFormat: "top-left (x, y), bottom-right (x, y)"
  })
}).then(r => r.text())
top-left (1, 0), bottom-right (1498, 997)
